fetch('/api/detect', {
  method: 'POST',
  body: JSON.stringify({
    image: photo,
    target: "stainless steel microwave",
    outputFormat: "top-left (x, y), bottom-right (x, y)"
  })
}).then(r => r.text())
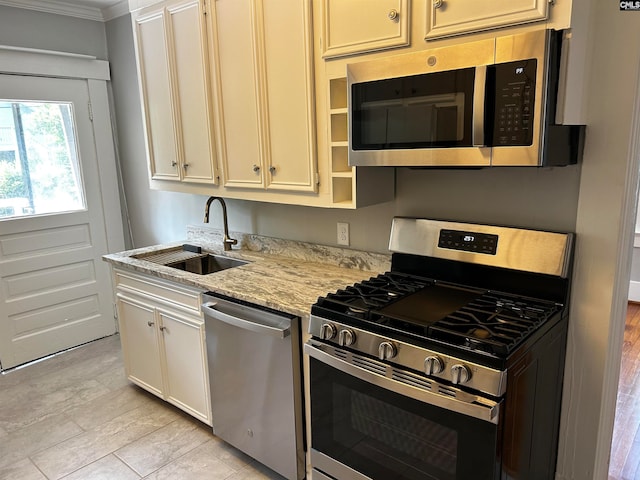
top-left (347, 29), bottom-right (585, 168)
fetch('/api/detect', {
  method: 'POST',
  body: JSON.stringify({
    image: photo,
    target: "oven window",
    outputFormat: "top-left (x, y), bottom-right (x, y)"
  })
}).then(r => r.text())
top-left (342, 386), bottom-right (458, 477)
top-left (351, 68), bottom-right (476, 150)
top-left (311, 357), bottom-right (500, 480)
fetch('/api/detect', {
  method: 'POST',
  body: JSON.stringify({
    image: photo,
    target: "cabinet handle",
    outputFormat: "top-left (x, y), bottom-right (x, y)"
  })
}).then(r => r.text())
top-left (433, 0), bottom-right (443, 8)
top-left (147, 321), bottom-right (154, 327)
top-left (269, 166), bottom-right (276, 174)
top-left (252, 164), bottom-right (260, 173)
top-left (388, 8), bottom-right (399, 20)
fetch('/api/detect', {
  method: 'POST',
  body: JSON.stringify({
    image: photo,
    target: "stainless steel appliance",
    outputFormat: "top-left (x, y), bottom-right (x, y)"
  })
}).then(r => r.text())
top-left (347, 29), bottom-right (585, 167)
top-left (202, 293), bottom-right (305, 480)
top-left (305, 217), bottom-right (574, 480)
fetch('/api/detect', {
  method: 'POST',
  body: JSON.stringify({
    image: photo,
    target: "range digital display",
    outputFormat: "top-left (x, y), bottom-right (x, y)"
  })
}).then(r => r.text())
top-left (438, 229), bottom-right (498, 255)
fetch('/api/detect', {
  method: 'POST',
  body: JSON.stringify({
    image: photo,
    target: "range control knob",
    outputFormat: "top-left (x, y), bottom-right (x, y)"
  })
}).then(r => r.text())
top-left (424, 355), bottom-right (445, 375)
top-left (320, 323), bottom-right (337, 341)
top-left (451, 364), bottom-right (472, 385)
top-left (338, 329), bottom-right (356, 347)
top-left (378, 341), bottom-right (397, 361)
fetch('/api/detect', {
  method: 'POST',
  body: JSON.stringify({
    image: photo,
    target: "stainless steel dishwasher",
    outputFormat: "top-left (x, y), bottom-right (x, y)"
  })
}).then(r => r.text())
top-left (201, 292), bottom-right (305, 480)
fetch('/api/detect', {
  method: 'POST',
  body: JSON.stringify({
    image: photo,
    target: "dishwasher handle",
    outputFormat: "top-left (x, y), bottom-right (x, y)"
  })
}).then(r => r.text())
top-left (202, 301), bottom-right (290, 339)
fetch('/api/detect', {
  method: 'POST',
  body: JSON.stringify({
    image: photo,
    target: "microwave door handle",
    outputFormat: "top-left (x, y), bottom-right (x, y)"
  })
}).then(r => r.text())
top-left (473, 65), bottom-right (487, 147)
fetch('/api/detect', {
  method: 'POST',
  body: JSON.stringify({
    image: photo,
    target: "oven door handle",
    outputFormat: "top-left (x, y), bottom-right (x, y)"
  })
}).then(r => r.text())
top-left (305, 341), bottom-right (501, 424)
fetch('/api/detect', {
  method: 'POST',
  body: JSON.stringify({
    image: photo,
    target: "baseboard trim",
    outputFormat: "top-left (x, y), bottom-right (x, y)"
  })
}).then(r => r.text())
top-left (629, 281), bottom-right (640, 302)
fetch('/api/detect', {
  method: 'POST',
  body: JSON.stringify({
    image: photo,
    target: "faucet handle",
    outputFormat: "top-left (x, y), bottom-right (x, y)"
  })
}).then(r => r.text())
top-left (223, 236), bottom-right (238, 251)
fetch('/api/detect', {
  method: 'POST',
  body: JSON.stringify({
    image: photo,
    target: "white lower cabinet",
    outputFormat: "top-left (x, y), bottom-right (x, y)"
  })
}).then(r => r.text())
top-left (114, 269), bottom-right (211, 425)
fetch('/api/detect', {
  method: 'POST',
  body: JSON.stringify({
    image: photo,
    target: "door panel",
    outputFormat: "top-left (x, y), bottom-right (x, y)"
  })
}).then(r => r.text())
top-left (0, 74), bottom-right (120, 370)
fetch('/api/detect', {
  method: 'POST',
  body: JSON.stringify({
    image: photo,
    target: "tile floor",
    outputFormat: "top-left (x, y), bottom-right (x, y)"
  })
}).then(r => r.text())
top-left (0, 334), bottom-right (285, 480)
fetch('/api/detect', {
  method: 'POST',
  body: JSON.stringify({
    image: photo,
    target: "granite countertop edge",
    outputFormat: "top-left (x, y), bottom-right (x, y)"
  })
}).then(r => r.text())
top-left (103, 228), bottom-right (392, 318)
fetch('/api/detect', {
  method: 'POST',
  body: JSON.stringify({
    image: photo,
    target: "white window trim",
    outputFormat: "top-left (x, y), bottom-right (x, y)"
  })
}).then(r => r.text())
top-left (0, 45), bottom-right (109, 81)
top-left (0, 45), bottom-right (123, 255)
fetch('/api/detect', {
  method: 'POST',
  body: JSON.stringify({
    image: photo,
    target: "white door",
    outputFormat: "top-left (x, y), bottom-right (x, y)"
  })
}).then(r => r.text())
top-left (0, 73), bottom-right (122, 370)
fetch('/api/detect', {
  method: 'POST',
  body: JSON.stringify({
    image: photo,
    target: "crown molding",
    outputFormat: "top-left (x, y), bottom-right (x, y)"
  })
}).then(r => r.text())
top-left (0, 0), bottom-right (129, 22)
top-left (103, 0), bottom-right (128, 20)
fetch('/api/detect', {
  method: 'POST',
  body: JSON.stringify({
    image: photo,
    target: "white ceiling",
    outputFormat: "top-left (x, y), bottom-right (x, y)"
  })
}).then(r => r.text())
top-left (0, 0), bottom-right (129, 21)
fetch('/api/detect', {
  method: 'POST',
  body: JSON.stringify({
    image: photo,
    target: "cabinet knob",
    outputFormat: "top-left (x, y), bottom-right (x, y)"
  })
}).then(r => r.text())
top-left (433, 0), bottom-right (444, 9)
top-left (183, 163), bottom-right (189, 170)
top-left (171, 161), bottom-right (177, 167)
top-left (252, 164), bottom-right (260, 173)
top-left (160, 326), bottom-right (167, 332)
top-left (147, 321), bottom-right (154, 327)
top-left (269, 166), bottom-right (276, 174)
top-left (388, 8), bottom-right (399, 20)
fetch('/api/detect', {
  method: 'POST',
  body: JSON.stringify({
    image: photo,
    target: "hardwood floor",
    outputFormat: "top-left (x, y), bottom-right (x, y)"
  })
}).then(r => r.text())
top-left (0, 335), bottom-right (284, 480)
top-left (609, 302), bottom-right (640, 479)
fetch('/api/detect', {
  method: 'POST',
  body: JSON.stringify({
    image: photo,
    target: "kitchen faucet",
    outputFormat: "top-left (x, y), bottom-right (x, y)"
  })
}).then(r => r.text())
top-left (203, 196), bottom-right (238, 251)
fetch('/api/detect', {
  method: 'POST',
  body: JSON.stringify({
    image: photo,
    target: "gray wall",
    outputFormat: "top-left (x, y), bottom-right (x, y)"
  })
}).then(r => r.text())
top-left (0, 5), bottom-right (107, 59)
top-left (105, 14), bottom-right (581, 254)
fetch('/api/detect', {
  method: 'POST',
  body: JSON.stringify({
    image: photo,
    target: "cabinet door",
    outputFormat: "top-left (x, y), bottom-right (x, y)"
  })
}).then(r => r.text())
top-left (211, 0), bottom-right (264, 189)
top-left (262, 0), bottom-right (318, 192)
top-left (425, 0), bottom-right (548, 40)
top-left (117, 294), bottom-right (164, 396)
top-left (167, 0), bottom-right (218, 184)
top-left (211, 0), bottom-right (318, 192)
top-left (321, 0), bottom-right (409, 58)
top-left (134, 8), bottom-right (180, 181)
top-left (158, 310), bottom-right (211, 424)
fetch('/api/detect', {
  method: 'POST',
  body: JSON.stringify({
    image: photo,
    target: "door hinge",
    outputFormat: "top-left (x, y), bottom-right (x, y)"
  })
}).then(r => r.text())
top-left (202, 0), bottom-right (207, 15)
top-left (315, 171), bottom-right (320, 186)
top-left (88, 101), bottom-right (94, 122)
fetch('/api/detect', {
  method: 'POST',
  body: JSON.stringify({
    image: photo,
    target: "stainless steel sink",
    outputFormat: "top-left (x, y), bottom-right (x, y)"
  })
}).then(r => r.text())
top-left (165, 254), bottom-right (249, 275)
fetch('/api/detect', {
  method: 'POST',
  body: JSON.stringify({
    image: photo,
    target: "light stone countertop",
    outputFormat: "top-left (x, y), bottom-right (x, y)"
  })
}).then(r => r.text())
top-left (103, 226), bottom-right (392, 318)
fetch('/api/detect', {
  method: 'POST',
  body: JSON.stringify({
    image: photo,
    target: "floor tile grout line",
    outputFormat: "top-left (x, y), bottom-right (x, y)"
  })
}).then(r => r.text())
top-left (57, 453), bottom-right (142, 480)
top-left (2, 335), bottom-right (285, 480)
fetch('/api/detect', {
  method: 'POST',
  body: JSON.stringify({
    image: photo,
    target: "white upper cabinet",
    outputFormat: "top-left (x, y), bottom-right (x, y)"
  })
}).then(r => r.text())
top-left (209, 0), bottom-right (318, 193)
top-left (321, 0), bottom-right (410, 58)
top-left (132, 0), bottom-right (219, 185)
top-left (425, 0), bottom-right (549, 40)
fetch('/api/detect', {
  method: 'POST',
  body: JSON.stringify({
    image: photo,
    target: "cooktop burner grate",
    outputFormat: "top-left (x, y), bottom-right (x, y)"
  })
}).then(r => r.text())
top-left (313, 272), bottom-right (562, 357)
top-left (428, 293), bottom-right (561, 355)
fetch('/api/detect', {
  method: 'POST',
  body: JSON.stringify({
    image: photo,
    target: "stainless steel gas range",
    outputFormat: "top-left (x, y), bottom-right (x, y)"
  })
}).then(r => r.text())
top-left (304, 217), bottom-right (574, 480)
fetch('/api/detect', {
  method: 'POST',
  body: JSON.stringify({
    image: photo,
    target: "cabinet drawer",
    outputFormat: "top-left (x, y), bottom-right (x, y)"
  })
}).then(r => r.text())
top-left (114, 268), bottom-right (202, 315)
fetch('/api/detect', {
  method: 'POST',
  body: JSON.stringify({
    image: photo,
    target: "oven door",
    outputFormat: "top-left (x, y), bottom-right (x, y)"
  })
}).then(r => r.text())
top-left (305, 341), bottom-right (502, 480)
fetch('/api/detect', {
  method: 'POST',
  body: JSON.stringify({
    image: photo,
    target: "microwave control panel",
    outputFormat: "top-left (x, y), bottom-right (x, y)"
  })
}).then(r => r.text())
top-left (491, 59), bottom-right (537, 147)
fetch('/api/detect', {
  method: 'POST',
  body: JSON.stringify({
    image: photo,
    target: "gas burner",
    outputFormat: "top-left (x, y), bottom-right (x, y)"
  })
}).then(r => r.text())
top-left (427, 293), bottom-right (560, 355)
top-left (364, 273), bottom-right (430, 296)
top-left (347, 306), bottom-right (367, 318)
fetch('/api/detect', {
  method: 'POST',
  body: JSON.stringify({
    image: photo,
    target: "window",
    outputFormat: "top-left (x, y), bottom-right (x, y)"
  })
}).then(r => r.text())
top-left (0, 101), bottom-right (85, 219)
